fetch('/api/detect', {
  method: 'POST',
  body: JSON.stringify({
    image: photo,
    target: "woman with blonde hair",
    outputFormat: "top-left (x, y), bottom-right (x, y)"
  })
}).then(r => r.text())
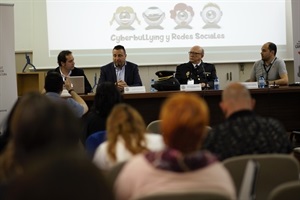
top-left (93, 103), bottom-right (164, 170)
top-left (113, 93), bottom-right (236, 200)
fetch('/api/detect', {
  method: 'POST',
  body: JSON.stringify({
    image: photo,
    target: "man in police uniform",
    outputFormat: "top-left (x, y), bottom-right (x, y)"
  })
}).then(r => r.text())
top-left (175, 45), bottom-right (217, 89)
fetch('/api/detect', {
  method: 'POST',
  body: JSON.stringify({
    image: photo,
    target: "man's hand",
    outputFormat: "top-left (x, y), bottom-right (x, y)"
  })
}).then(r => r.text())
top-left (64, 77), bottom-right (73, 91)
top-left (201, 83), bottom-right (210, 88)
top-left (116, 80), bottom-right (128, 91)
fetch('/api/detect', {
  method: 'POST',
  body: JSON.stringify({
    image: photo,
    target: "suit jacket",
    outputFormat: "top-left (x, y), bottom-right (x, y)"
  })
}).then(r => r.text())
top-left (49, 67), bottom-right (93, 94)
top-left (175, 61), bottom-right (217, 88)
top-left (98, 61), bottom-right (142, 86)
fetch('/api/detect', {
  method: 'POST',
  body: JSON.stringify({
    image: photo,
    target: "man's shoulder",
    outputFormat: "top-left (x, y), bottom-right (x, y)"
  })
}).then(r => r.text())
top-left (72, 67), bottom-right (85, 74)
top-left (176, 62), bottom-right (191, 69)
top-left (47, 67), bottom-right (59, 74)
top-left (274, 57), bottom-right (286, 66)
top-left (45, 92), bottom-right (67, 104)
top-left (257, 115), bottom-right (284, 128)
top-left (203, 62), bottom-right (215, 67)
top-left (228, 113), bottom-right (284, 132)
top-left (126, 61), bottom-right (138, 68)
top-left (45, 92), bottom-right (60, 98)
top-left (275, 57), bottom-right (284, 62)
top-left (253, 59), bottom-right (263, 66)
top-left (101, 62), bottom-right (114, 69)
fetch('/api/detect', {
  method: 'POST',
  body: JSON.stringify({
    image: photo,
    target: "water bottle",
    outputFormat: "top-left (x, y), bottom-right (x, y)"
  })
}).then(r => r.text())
top-left (150, 79), bottom-right (157, 92)
top-left (214, 77), bottom-right (219, 90)
top-left (258, 76), bottom-right (265, 88)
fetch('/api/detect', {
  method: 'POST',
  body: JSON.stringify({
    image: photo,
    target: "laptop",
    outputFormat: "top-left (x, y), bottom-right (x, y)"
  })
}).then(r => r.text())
top-left (69, 76), bottom-right (85, 94)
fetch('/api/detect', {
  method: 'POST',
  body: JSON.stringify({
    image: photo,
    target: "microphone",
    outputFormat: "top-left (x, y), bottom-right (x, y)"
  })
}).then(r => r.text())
top-left (94, 73), bottom-right (97, 85)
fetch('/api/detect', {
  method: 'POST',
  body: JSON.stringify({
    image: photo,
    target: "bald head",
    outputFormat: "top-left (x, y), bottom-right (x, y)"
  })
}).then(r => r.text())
top-left (190, 46), bottom-right (204, 55)
top-left (189, 45), bottom-right (204, 64)
top-left (220, 82), bottom-right (255, 118)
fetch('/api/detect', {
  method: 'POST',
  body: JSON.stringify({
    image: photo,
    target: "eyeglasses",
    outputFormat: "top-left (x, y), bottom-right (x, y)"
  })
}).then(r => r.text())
top-left (188, 51), bottom-right (202, 55)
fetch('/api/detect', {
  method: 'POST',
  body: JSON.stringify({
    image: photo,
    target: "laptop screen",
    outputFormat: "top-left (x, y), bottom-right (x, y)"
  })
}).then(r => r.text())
top-left (69, 76), bottom-right (85, 94)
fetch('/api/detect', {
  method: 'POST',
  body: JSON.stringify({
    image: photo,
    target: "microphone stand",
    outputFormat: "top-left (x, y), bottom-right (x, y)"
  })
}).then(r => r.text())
top-left (92, 73), bottom-right (98, 92)
top-left (22, 53), bottom-right (36, 72)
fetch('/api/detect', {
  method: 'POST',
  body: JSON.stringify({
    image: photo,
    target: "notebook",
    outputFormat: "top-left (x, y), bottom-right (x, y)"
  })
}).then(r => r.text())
top-left (69, 76), bottom-right (85, 94)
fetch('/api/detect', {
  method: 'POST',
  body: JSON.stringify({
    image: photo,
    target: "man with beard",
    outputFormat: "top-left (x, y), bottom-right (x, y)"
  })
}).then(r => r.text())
top-left (249, 42), bottom-right (288, 86)
top-left (48, 50), bottom-right (92, 94)
top-left (98, 45), bottom-right (142, 92)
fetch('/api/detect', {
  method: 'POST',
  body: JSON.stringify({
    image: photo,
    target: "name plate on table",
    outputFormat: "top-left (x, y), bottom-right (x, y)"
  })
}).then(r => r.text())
top-left (240, 82), bottom-right (258, 89)
top-left (180, 84), bottom-right (202, 91)
top-left (124, 86), bottom-right (146, 94)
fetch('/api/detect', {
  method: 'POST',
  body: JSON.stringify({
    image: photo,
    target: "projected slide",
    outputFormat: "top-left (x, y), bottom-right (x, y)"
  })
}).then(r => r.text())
top-left (34, 0), bottom-right (288, 68)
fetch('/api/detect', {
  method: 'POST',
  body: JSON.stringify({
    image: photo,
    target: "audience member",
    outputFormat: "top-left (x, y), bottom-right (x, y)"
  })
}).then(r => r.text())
top-left (48, 50), bottom-right (92, 94)
top-left (4, 149), bottom-right (114, 200)
top-left (0, 98), bottom-right (20, 154)
top-left (203, 82), bottom-right (292, 161)
top-left (249, 42), bottom-right (288, 86)
top-left (0, 92), bottom-right (83, 185)
top-left (93, 103), bottom-right (164, 171)
top-left (83, 82), bottom-right (122, 141)
top-left (44, 71), bottom-right (88, 117)
top-left (175, 45), bottom-right (217, 89)
top-left (98, 45), bottom-right (142, 92)
top-left (113, 93), bottom-right (236, 200)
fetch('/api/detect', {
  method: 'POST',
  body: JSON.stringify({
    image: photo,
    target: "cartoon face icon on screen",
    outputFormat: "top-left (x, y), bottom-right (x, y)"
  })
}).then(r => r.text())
top-left (143, 7), bottom-right (165, 30)
top-left (200, 3), bottom-right (223, 29)
top-left (110, 6), bottom-right (141, 30)
top-left (170, 3), bottom-right (194, 29)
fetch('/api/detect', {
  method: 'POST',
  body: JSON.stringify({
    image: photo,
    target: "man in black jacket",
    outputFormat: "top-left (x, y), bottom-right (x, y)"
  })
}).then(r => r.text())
top-left (98, 45), bottom-right (142, 92)
top-left (48, 50), bottom-right (92, 94)
top-left (175, 45), bottom-right (217, 89)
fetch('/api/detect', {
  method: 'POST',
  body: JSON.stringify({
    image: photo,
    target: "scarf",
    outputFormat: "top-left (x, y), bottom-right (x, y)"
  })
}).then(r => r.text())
top-left (145, 148), bottom-right (218, 172)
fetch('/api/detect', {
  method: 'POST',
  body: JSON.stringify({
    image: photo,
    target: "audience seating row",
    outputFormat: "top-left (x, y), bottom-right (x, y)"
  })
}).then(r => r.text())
top-left (106, 154), bottom-right (300, 200)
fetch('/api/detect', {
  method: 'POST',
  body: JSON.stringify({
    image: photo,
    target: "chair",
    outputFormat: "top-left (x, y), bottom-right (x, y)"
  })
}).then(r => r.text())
top-left (85, 130), bottom-right (106, 158)
top-left (135, 191), bottom-right (231, 200)
top-left (106, 161), bottom-right (127, 188)
top-left (238, 160), bottom-right (259, 200)
top-left (267, 180), bottom-right (300, 200)
top-left (146, 120), bottom-right (162, 134)
top-left (223, 154), bottom-right (300, 200)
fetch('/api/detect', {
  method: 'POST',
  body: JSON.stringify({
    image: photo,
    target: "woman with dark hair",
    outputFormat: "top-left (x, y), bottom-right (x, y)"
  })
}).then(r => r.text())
top-left (4, 150), bottom-right (115, 200)
top-left (83, 82), bottom-right (122, 141)
top-left (113, 93), bottom-right (236, 200)
top-left (0, 92), bottom-right (82, 185)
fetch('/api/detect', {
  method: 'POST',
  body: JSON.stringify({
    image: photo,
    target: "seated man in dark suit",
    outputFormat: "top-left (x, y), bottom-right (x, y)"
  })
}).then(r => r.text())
top-left (48, 50), bottom-right (92, 94)
top-left (98, 45), bottom-right (142, 92)
top-left (175, 45), bottom-right (217, 89)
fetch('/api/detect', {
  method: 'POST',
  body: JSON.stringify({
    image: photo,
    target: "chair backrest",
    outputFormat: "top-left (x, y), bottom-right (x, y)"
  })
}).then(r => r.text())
top-left (106, 161), bottom-right (127, 188)
top-left (146, 120), bottom-right (209, 135)
top-left (146, 120), bottom-right (162, 134)
top-left (85, 130), bottom-right (106, 158)
top-left (267, 180), bottom-right (300, 200)
top-left (238, 159), bottom-right (259, 200)
top-left (135, 191), bottom-right (231, 200)
top-left (223, 154), bottom-right (300, 200)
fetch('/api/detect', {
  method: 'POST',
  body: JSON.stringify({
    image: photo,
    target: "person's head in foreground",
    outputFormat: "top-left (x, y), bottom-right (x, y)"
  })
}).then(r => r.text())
top-left (160, 93), bottom-right (210, 154)
top-left (219, 82), bottom-right (255, 118)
